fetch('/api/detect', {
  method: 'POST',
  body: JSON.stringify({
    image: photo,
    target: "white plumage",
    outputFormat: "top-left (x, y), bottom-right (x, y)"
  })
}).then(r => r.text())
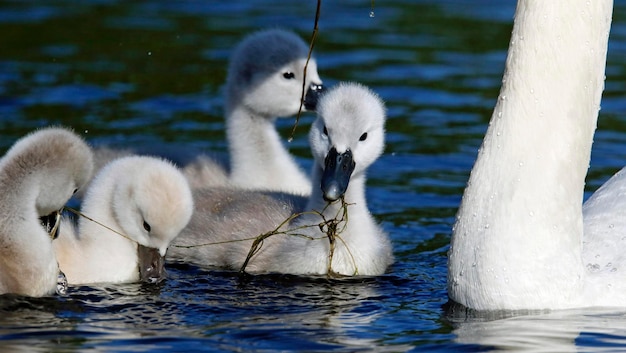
top-left (0, 127), bottom-right (93, 296)
top-left (448, 0), bottom-right (618, 310)
top-left (54, 156), bottom-right (193, 285)
top-left (170, 82), bottom-right (393, 276)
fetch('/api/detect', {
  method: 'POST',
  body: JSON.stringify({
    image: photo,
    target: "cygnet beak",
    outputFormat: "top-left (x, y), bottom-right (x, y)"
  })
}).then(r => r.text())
top-left (321, 147), bottom-right (355, 202)
top-left (137, 245), bottom-right (166, 284)
top-left (303, 82), bottom-right (325, 111)
top-left (40, 210), bottom-right (61, 240)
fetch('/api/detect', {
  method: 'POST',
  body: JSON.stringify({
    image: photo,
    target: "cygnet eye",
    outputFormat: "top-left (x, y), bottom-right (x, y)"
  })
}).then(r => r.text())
top-left (283, 72), bottom-right (295, 79)
top-left (359, 132), bottom-right (368, 141)
top-left (72, 188), bottom-right (78, 195)
top-left (143, 221), bottom-right (151, 232)
top-left (323, 125), bottom-right (328, 136)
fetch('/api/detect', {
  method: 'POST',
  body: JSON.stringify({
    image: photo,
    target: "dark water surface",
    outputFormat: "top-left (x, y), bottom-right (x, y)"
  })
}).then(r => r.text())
top-left (1, 0), bottom-right (626, 351)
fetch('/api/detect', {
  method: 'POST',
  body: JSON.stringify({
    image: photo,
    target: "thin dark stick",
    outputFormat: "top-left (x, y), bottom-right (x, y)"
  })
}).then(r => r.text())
top-left (290, 0), bottom-right (321, 141)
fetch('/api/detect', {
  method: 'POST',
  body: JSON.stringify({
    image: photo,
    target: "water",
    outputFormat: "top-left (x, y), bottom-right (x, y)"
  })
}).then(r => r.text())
top-left (1, 0), bottom-right (626, 351)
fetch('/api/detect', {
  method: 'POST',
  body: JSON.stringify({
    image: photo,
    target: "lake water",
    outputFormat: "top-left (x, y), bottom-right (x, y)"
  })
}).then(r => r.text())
top-left (1, 0), bottom-right (626, 351)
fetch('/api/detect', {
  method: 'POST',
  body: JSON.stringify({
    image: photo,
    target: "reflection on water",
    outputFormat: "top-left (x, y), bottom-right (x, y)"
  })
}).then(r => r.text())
top-left (447, 302), bottom-right (626, 351)
top-left (1, 0), bottom-right (626, 351)
top-left (1, 268), bottom-right (416, 351)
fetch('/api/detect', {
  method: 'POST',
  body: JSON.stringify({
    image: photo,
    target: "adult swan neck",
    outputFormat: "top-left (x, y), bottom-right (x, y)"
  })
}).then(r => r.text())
top-left (448, 0), bottom-right (613, 310)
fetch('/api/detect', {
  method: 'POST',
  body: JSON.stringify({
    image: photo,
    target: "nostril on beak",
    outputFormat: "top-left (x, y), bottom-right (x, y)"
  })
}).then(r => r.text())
top-left (304, 83), bottom-right (325, 111)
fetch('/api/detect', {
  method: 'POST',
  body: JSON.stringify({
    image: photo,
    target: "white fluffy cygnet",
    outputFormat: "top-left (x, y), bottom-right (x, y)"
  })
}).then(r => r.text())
top-left (92, 29), bottom-right (324, 196)
top-left (170, 82), bottom-right (393, 276)
top-left (54, 156), bottom-right (193, 285)
top-left (213, 28), bottom-right (324, 195)
top-left (0, 127), bottom-right (93, 296)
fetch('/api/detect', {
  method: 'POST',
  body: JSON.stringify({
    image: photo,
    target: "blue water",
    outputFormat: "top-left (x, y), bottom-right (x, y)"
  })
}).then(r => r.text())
top-left (1, 0), bottom-right (626, 351)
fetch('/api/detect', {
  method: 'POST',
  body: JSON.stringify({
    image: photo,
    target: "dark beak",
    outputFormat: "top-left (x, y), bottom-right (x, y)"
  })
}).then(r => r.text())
top-left (137, 245), bottom-right (166, 284)
top-left (321, 148), bottom-right (355, 202)
top-left (40, 210), bottom-right (61, 240)
top-left (303, 82), bottom-right (325, 111)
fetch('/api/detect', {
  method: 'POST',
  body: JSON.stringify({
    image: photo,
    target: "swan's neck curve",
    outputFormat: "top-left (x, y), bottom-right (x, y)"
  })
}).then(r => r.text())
top-left (0, 168), bottom-right (58, 296)
top-left (307, 167), bottom-right (371, 233)
top-left (303, 167), bottom-right (389, 275)
top-left (226, 105), bottom-right (311, 195)
top-left (448, 0), bottom-right (613, 310)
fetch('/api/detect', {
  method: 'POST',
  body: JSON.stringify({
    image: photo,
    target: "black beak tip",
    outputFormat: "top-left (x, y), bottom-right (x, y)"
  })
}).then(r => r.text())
top-left (144, 270), bottom-right (165, 284)
top-left (320, 148), bottom-right (355, 202)
top-left (322, 182), bottom-right (342, 202)
top-left (303, 83), bottom-right (325, 111)
top-left (138, 246), bottom-right (166, 284)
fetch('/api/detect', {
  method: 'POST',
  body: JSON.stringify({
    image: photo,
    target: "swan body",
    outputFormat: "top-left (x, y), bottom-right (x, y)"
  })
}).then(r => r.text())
top-left (170, 82), bottom-right (393, 276)
top-left (0, 127), bottom-right (93, 297)
top-left (581, 167), bottom-right (626, 305)
top-left (448, 0), bottom-right (614, 310)
top-left (168, 187), bottom-right (304, 268)
top-left (54, 156), bottom-right (193, 284)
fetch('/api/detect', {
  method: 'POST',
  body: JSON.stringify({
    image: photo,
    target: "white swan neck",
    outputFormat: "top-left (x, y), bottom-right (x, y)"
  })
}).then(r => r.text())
top-left (227, 105), bottom-right (311, 194)
top-left (0, 164), bottom-right (58, 296)
top-left (307, 167), bottom-right (370, 227)
top-left (449, 0), bottom-right (613, 310)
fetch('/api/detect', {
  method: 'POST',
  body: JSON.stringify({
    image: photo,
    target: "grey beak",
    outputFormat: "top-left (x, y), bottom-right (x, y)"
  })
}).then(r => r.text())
top-left (137, 245), bottom-right (166, 284)
top-left (321, 148), bottom-right (355, 202)
top-left (40, 210), bottom-right (61, 240)
top-left (303, 83), bottom-right (325, 111)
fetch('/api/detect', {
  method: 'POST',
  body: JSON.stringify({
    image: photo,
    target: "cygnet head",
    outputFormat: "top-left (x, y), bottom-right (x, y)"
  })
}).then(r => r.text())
top-left (309, 82), bottom-right (386, 201)
top-left (102, 156), bottom-right (194, 282)
top-left (1, 127), bottom-right (94, 217)
top-left (226, 28), bottom-right (324, 117)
